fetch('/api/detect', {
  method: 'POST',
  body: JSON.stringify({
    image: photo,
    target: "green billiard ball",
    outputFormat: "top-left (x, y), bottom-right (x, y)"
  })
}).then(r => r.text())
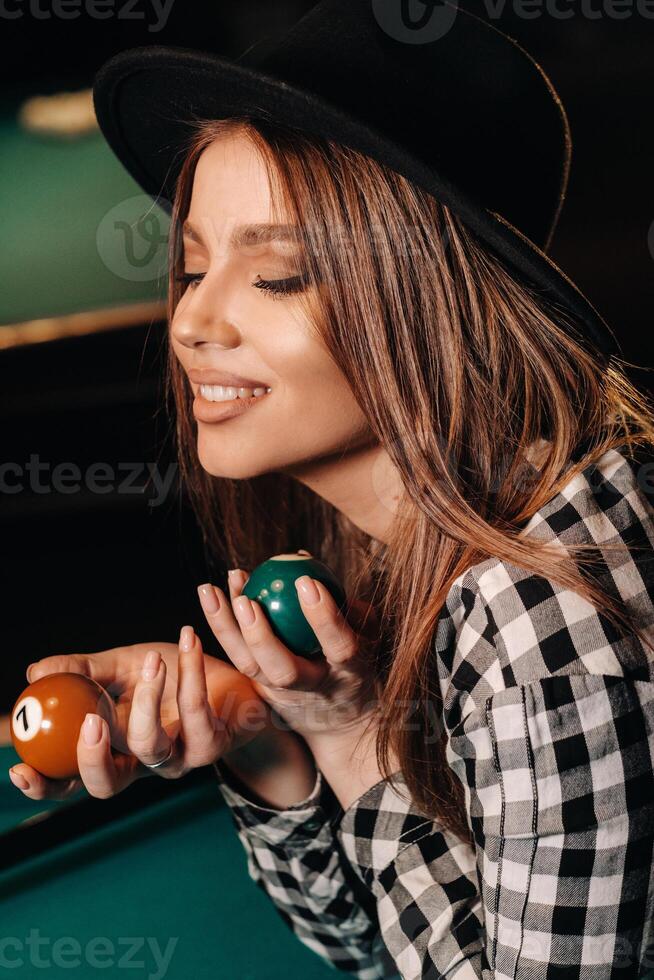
top-left (241, 550), bottom-right (347, 658)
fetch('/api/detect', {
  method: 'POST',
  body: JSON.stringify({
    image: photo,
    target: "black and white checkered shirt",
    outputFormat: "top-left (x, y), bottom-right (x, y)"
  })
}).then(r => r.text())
top-left (213, 447), bottom-right (654, 979)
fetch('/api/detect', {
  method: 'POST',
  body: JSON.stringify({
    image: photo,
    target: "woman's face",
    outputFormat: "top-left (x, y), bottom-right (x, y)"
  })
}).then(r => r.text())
top-left (170, 131), bottom-right (374, 480)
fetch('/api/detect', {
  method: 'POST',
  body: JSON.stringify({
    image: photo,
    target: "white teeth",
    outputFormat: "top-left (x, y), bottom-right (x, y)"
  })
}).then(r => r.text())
top-left (199, 384), bottom-right (271, 402)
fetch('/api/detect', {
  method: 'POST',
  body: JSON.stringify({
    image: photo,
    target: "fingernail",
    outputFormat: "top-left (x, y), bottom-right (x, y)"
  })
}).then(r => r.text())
top-left (26, 663), bottom-right (36, 682)
top-left (295, 576), bottom-right (320, 605)
top-left (198, 583), bottom-right (220, 614)
top-left (9, 769), bottom-right (29, 790)
top-left (233, 595), bottom-right (255, 626)
top-left (179, 626), bottom-right (194, 653)
top-left (142, 649), bottom-right (161, 681)
top-left (83, 713), bottom-right (102, 746)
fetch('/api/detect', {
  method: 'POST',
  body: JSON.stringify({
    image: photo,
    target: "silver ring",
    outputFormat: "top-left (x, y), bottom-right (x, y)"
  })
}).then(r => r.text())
top-left (143, 743), bottom-right (175, 769)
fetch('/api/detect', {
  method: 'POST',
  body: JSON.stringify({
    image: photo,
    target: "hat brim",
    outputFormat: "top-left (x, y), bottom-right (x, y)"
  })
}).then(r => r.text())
top-left (93, 45), bottom-right (622, 361)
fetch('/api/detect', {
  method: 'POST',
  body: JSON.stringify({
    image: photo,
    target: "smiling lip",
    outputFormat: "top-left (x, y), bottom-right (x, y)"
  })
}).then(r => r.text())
top-left (188, 368), bottom-right (269, 388)
top-left (192, 389), bottom-right (270, 424)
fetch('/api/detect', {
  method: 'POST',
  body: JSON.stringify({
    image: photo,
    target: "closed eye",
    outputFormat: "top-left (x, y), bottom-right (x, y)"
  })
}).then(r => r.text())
top-left (174, 271), bottom-right (313, 299)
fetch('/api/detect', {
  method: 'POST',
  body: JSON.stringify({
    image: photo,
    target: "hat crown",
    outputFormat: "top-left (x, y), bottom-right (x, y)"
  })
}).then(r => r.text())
top-left (238, 0), bottom-right (570, 250)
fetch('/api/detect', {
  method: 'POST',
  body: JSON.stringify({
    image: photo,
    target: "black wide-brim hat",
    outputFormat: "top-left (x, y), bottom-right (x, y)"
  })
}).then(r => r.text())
top-left (93, 0), bottom-right (622, 361)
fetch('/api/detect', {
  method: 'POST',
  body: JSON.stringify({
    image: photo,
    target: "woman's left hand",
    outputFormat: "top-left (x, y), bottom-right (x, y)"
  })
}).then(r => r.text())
top-left (197, 569), bottom-right (381, 749)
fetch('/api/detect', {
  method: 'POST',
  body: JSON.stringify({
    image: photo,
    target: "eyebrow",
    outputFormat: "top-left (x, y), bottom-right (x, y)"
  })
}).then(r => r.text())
top-left (182, 220), bottom-right (301, 250)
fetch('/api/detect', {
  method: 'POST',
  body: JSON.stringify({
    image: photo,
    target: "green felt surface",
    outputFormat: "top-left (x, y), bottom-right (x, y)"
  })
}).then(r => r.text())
top-left (0, 100), bottom-right (169, 325)
top-left (0, 743), bottom-right (77, 833)
top-left (0, 746), bottom-right (336, 979)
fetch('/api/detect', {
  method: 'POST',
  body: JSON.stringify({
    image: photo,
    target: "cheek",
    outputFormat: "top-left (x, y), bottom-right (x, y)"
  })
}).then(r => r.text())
top-left (253, 317), bottom-right (356, 418)
top-left (275, 376), bottom-right (374, 471)
top-left (254, 311), bottom-right (372, 440)
top-left (276, 357), bottom-right (369, 434)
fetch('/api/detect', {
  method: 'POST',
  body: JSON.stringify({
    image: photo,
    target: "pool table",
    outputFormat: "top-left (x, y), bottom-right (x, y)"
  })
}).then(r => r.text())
top-left (0, 744), bottom-right (337, 979)
top-left (0, 86), bottom-right (168, 349)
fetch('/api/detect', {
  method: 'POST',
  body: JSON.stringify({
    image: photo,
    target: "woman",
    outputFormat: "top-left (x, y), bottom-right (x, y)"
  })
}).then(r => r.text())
top-left (10, 2), bottom-right (654, 977)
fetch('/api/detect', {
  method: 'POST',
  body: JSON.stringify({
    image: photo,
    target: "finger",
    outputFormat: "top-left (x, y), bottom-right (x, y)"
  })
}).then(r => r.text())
top-left (8, 713), bottom-right (145, 802)
top-left (226, 570), bottom-right (269, 677)
top-left (126, 649), bottom-right (180, 774)
top-left (230, 590), bottom-right (328, 689)
top-left (294, 577), bottom-right (362, 668)
top-left (198, 580), bottom-right (261, 678)
top-left (227, 567), bottom-right (249, 602)
top-left (77, 714), bottom-right (143, 799)
top-left (227, 569), bottom-right (377, 641)
top-left (112, 698), bottom-right (133, 735)
top-left (25, 648), bottom-right (137, 698)
top-left (176, 626), bottom-right (228, 767)
top-left (8, 763), bottom-right (83, 802)
top-left (228, 570), bottom-right (328, 688)
top-left (228, 549), bottom-right (346, 690)
top-left (200, 575), bottom-right (327, 689)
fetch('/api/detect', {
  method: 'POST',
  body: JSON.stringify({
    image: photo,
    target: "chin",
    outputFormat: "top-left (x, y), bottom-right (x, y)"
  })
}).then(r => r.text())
top-left (196, 443), bottom-right (272, 481)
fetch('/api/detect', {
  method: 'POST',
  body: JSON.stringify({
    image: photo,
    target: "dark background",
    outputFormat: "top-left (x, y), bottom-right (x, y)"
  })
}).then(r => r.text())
top-left (1, 1), bottom-right (653, 710)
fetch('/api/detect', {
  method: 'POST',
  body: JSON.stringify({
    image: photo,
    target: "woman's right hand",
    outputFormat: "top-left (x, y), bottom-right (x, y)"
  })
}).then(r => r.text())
top-left (8, 630), bottom-right (265, 803)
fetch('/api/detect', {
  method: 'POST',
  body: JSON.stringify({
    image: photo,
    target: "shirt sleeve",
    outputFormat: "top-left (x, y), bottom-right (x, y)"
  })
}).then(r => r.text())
top-left (211, 757), bottom-right (388, 978)
top-left (337, 547), bottom-right (654, 980)
top-left (338, 772), bottom-right (486, 980)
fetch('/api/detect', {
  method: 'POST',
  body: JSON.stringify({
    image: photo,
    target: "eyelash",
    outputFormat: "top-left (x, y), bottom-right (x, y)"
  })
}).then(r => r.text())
top-left (174, 271), bottom-right (311, 300)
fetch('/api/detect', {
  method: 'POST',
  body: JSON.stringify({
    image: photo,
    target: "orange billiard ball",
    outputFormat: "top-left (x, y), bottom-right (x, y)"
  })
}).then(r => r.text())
top-left (11, 673), bottom-right (116, 779)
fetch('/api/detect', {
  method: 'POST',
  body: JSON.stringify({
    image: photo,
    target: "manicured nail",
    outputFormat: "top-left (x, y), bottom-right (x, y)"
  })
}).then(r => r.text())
top-left (295, 576), bottom-right (320, 605)
top-left (142, 649), bottom-right (160, 681)
top-left (233, 595), bottom-right (255, 626)
top-left (179, 626), bottom-right (194, 653)
top-left (83, 714), bottom-right (102, 746)
top-left (198, 583), bottom-right (220, 614)
top-left (9, 769), bottom-right (29, 790)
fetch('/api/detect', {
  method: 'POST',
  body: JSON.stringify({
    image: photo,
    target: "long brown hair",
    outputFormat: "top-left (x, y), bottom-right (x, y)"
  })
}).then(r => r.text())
top-left (163, 115), bottom-right (654, 844)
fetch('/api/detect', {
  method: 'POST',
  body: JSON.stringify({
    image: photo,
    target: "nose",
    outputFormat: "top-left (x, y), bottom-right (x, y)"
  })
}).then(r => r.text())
top-left (171, 274), bottom-right (242, 352)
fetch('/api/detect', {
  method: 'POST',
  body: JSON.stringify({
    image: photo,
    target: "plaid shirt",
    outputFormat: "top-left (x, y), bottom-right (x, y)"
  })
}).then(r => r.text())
top-left (213, 446), bottom-right (654, 979)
